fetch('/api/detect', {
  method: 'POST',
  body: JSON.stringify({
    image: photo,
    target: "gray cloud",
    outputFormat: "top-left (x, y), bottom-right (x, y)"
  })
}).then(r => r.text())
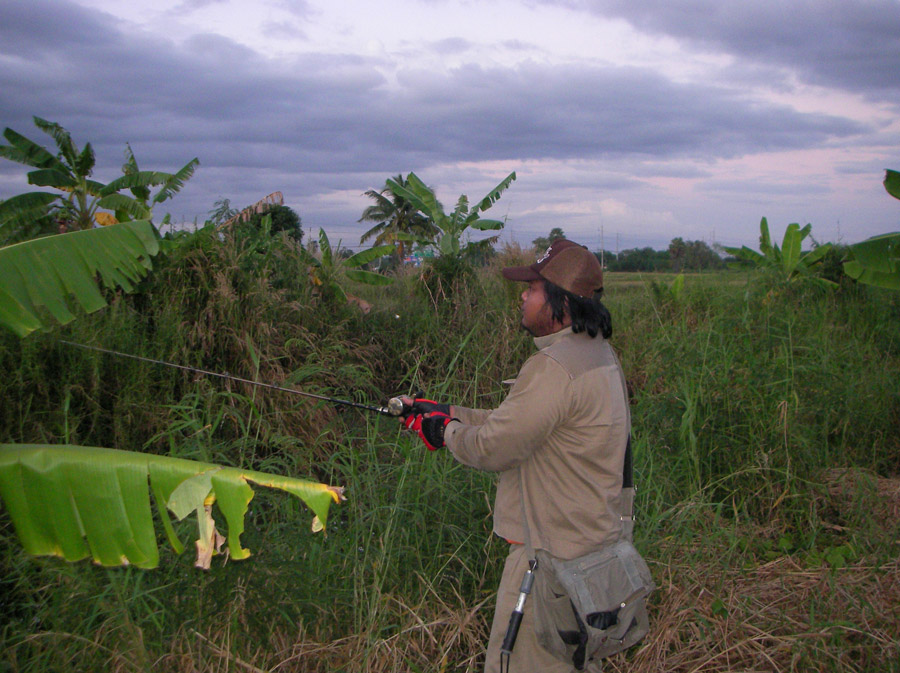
top-left (0, 0), bottom-right (895, 248)
top-left (383, 63), bottom-right (866, 164)
top-left (3, 2), bottom-right (863, 166)
top-left (173, 0), bottom-right (230, 10)
top-left (550, 0), bottom-right (900, 102)
top-left (432, 37), bottom-right (474, 54)
top-left (261, 19), bottom-right (308, 41)
top-left (698, 179), bottom-right (831, 197)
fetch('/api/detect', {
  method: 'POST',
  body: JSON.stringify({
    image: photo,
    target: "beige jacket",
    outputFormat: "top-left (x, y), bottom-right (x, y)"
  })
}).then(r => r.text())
top-left (444, 327), bottom-right (631, 559)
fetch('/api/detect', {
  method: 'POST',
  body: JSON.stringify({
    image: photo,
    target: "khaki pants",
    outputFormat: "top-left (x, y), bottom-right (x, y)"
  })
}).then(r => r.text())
top-left (485, 545), bottom-right (599, 673)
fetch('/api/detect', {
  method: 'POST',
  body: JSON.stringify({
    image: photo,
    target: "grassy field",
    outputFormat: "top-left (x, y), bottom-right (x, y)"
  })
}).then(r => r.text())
top-left (1, 228), bottom-right (899, 672)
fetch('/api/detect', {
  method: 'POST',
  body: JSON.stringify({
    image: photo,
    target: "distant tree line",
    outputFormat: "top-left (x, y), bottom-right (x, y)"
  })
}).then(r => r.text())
top-left (599, 238), bottom-right (727, 272)
top-left (600, 247), bottom-right (670, 272)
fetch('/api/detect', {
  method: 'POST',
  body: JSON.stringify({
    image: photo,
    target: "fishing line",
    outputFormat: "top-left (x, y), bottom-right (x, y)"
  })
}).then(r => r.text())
top-left (58, 340), bottom-right (404, 416)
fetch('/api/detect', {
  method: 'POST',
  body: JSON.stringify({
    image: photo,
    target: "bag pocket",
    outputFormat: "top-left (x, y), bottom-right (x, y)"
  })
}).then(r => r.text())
top-left (532, 569), bottom-right (581, 663)
top-left (537, 541), bottom-right (654, 664)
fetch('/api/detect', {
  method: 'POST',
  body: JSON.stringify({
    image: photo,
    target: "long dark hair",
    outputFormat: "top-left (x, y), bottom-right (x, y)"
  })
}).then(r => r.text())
top-left (544, 280), bottom-right (613, 339)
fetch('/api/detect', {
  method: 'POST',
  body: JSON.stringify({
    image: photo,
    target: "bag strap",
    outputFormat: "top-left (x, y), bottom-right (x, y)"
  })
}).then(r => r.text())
top-left (613, 348), bottom-right (636, 541)
top-left (517, 434), bottom-right (633, 558)
top-left (519, 465), bottom-right (536, 562)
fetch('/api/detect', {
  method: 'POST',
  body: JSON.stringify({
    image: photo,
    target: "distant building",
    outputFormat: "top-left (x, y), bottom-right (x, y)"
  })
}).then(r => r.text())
top-left (403, 249), bottom-right (435, 267)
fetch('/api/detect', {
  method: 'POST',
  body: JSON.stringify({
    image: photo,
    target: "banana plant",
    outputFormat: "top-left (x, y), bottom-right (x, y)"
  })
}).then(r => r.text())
top-left (0, 116), bottom-right (197, 237)
top-left (843, 170), bottom-right (900, 290)
top-left (724, 217), bottom-right (835, 287)
top-left (0, 444), bottom-right (344, 569)
top-left (843, 233), bottom-right (900, 289)
top-left (650, 273), bottom-right (686, 306)
top-left (0, 220), bottom-right (159, 338)
top-left (300, 229), bottom-right (394, 303)
top-left (385, 171), bottom-right (516, 257)
top-left (112, 142), bottom-right (199, 224)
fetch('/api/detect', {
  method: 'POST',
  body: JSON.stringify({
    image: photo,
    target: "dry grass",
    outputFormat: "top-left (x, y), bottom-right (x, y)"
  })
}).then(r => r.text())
top-left (139, 524), bottom-right (898, 673)
top-left (821, 468), bottom-right (900, 526)
top-left (152, 589), bottom-right (494, 673)
top-left (611, 470), bottom-right (900, 673)
top-left (621, 554), bottom-right (900, 673)
top-left (271, 595), bottom-right (491, 673)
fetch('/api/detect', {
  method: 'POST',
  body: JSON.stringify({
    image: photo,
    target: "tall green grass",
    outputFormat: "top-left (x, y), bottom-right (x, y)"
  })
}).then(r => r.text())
top-left (1, 229), bottom-right (898, 671)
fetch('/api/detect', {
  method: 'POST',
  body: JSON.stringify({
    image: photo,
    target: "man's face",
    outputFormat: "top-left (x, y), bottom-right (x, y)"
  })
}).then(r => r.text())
top-left (520, 279), bottom-right (556, 336)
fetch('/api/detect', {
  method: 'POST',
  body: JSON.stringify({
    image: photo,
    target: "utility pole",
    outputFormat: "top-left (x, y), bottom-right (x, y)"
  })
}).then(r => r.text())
top-left (600, 222), bottom-right (605, 269)
top-left (616, 232), bottom-right (620, 260)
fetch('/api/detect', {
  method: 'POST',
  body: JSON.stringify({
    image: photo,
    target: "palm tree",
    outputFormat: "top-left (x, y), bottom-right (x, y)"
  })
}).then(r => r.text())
top-left (358, 174), bottom-right (437, 259)
top-left (208, 197), bottom-right (239, 226)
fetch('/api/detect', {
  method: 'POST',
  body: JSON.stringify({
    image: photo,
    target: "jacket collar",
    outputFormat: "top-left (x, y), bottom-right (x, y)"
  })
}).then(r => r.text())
top-left (534, 326), bottom-right (575, 350)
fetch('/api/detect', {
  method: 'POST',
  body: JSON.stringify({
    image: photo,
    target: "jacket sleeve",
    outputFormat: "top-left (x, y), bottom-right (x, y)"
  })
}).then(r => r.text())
top-left (444, 352), bottom-right (570, 472)
top-left (452, 406), bottom-right (492, 426)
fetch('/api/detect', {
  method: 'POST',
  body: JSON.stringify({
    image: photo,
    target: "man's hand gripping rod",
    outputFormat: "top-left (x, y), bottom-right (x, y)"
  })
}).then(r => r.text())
top-left (60, 340), bottom-right (412, 417)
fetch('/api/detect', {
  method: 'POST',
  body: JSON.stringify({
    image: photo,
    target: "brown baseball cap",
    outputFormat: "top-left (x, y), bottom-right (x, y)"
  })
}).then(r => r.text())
top-left (502, 239), bottom-right (603, 298)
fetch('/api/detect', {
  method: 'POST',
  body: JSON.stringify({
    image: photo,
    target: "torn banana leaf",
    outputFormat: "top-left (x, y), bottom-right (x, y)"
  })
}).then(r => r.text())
top-left (0, 220), bottom-right (159, 338)
top-left (0, 444), bottom-right (345, 569)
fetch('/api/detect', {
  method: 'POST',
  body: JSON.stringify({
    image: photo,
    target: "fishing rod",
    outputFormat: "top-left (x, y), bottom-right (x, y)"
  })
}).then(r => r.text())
top-left (59, 340), bottom-right (408, 417)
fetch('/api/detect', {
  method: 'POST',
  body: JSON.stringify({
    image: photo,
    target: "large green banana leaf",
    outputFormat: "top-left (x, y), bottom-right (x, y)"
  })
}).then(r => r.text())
top-left (844, 232), bottom-right (900, 290)
top-left (0, 444), bottom-right (345, 569)
top-left (0, 220), bottom-right (159, 338)
top-left (471, 171), bottom-right (516, 217)
top-left (842, 170), bottom-right (900, 289)
top-left (884, 169), bottom-right (900, 201)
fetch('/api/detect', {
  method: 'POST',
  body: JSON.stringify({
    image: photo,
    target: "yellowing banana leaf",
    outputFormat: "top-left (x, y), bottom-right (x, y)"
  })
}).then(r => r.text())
top-left (94, 212), bottom-right (118, 226)
top-left (0, 220), bottom-right (159, 338)
top-left (0, 444), bottom-right (345, 569)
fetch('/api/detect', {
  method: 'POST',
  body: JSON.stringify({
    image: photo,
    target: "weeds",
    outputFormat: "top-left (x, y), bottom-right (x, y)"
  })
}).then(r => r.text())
top-left (1, 231), bottom-right (899, 671)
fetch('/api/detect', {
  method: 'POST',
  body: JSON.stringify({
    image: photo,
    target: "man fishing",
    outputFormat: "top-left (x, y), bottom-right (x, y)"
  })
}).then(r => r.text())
top-left (401, 239), bottom-right (639, 672)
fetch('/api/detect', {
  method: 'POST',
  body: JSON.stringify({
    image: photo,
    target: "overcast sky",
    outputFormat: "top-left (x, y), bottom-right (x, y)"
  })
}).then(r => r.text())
top-left (1, 0), bottom-right (898, 252)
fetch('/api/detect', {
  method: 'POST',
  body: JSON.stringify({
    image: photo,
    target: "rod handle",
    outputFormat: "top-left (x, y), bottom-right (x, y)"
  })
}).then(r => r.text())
top-left (500, 610), bottom-right (524, 655)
